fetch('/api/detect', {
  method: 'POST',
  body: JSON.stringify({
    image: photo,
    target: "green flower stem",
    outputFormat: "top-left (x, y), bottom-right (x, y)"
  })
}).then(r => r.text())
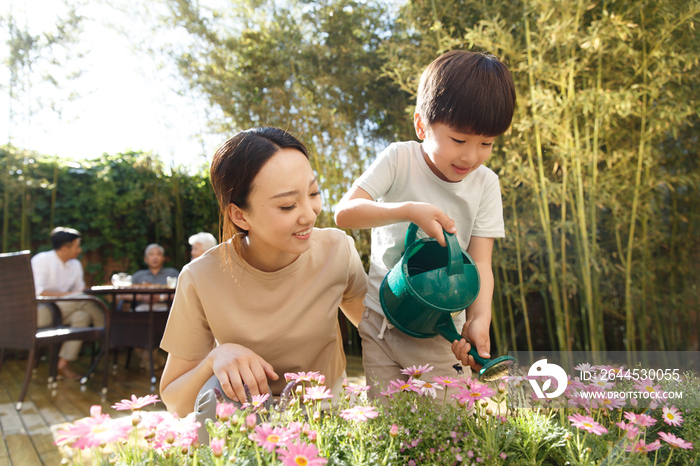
top-left (664, 448), bottom-right (674, 466)
top-left (253, 441), bottom-right (263, 466)
top-left (381, 434), bottom-right (395, 465)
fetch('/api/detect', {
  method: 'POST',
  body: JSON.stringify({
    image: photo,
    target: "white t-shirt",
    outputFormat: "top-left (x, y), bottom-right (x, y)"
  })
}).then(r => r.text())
top-left (353, 140), bottom-right (505, 319)
top-left (31, 250), bottom-right (86, 296)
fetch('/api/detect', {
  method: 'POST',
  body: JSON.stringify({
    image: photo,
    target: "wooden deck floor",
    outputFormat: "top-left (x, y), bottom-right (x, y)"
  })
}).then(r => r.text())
top-left (0, 351), bottom-right (365, 465)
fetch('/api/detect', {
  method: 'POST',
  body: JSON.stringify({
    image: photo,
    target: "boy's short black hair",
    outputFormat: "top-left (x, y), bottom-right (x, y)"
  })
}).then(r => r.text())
top-left (416, 50), bottom-right (516, 137)
top-left (50, 227), bottom-right (81, 250)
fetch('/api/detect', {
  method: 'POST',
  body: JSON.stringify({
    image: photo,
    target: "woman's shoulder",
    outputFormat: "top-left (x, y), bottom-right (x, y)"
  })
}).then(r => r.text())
top-left (311, 227), bottom-right (356, 255)
top-left (183, 241), bottom-right (233, 276)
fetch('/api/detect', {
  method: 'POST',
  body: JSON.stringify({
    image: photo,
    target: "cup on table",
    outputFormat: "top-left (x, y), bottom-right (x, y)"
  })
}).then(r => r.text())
top-left (111, 272), bottom-right (133, 287)
top-left (166, 276), bottom-right (178, 289)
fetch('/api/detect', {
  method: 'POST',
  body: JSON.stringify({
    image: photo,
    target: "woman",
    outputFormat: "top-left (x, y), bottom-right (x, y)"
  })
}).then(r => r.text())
top-left (160, 127), bottom-right (367, 417)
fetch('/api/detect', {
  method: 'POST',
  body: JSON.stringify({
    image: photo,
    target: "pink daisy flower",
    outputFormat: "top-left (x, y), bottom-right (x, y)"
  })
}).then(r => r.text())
top-left (216, 402), bottom-right (237, 421)
top-left (153, 414), bottom-right (200, 450)
top-left (400, 364), bottom-right (433, 379)
top-left (600, 395), bottom-right (626, 411)
top-left (112, 394), bottom-right (160, 411)
top-left (339, 406), bottom-right (379, 422)
top-left (278, 441), bottom-right (327, 466)
top-left (568, 413), bottom-right (608, 436)
top-left (633, 378), bottom-right (664, 398)
top-left (574, 363), bottom-right (593, 372)
top-left (210, 437), bottom-right (225, 457)
top-left (616, 421), bottom-right (640, 440)
top-left (55, 414), bottom-right (132, 449)
top-left (623, 411), bottom-right (656, 428)
top-left (249, 423), bottom-right (288, 453)
top-left (344, 385), bottom-right (370, 396)
top-left (284, 371), bottom-right (323, 384)
top-left (411, 379), bottom-right (443, 399)
top-left (432, 376), bottom-right (458, 387)
top-left (452, 381), bottom-right (496, 408)
top-left (658, 432), bottom-right (693, 449)
top-left (661, 405), bottom-right (684, 427)
top-left (507, 375), bottom-right (525, 386)
top-left (304, 386), bottom-right (334, 402)
top-left (625, 439), bottom-right (661, 453)
top-left (139, 411), bottom-right (173, 433)
top-left (242, 393), bottom-right (270, 411)
top-left (589, 374), bottom-right (615, 390)
top-left (388, 379), bottom-right (420, 394)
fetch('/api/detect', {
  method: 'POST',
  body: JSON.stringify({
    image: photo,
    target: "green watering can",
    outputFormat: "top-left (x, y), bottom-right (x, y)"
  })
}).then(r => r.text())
top-left (380, 223), bottom-right (516, 382)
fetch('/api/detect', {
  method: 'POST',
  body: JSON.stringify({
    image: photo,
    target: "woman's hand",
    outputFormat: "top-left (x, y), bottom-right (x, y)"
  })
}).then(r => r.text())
top-left (207, 343), bottom-right (279, 403)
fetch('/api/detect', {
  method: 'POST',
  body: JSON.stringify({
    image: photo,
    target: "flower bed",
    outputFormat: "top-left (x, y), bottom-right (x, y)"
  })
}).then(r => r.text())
top-left (55, 365), bottom-right (700, 465)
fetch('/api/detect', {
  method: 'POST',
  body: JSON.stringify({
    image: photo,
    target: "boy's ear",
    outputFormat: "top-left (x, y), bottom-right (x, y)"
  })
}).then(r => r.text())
top-left (414, 112), bottom-right (427, 140)
top-left (228, 204), bottom-right (250, 232)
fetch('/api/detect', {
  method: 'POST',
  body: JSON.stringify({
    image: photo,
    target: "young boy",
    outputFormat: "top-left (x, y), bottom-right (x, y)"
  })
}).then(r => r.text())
top-left (335, 50), bottom-right (516, 397)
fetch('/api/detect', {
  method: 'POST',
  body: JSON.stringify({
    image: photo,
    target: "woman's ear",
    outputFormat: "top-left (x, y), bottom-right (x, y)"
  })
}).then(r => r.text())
top-left (414, 112), bottom-right (427, 140)
top-left (228, 204), bottom-right (250, 232)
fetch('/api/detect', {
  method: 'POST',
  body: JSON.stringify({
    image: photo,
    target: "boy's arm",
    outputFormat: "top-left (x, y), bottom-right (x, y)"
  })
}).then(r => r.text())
top-left (451, 236), bottom-right (494, 370)
top-left (335, 186), bottom-right (456, 247)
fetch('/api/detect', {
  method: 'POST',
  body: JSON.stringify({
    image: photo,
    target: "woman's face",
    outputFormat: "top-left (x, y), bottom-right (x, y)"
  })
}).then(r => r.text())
top-left (229, 148), bottom-right (322, 271)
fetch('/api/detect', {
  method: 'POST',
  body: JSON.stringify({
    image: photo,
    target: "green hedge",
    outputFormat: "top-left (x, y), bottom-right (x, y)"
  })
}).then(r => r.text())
top-left (1, 146), bottom-right (219, 281)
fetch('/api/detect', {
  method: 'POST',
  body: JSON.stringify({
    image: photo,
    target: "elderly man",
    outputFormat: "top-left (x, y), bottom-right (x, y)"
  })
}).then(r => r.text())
top-left (129, 243), bottom-right (178, 369)
top-left (31, 227), bottom-right (105, 380)
top-left (131, 243), bottom-right (179, 311)
top-left (188, 232), bottom-right (217, 261)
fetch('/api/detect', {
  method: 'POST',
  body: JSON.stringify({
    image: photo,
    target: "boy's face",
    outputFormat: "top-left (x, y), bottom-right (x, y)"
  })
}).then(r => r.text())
top-left (415, 113), bottom-right (496, 183)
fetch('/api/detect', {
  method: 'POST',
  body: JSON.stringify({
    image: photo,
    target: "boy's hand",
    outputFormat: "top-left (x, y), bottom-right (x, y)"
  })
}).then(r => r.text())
top-left (408, 202), bottom-right (457, 247)
top-left (451, 317), bottom-right (491, 371)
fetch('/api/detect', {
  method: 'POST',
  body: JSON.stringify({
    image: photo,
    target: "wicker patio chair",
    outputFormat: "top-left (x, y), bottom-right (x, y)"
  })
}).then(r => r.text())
top-left (0, 251), bottom-right (107, 410)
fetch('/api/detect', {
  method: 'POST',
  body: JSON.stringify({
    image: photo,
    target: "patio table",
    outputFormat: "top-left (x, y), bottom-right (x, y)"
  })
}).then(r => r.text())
top-left (86, 285), bottom-right (175, 389)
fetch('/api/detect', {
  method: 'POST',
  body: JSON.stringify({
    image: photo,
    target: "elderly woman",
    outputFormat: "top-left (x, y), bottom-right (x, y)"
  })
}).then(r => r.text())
top-left (188, 232), bottom-right (218, 261)
top-left (159, 128), bottom-right (367, 419)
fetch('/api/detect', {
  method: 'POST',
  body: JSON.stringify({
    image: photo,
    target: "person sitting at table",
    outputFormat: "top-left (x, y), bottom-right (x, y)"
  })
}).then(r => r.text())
top-left (159, 127), bottom-right (367, 428)
top-left (188, 232), bottom-right (217, 261)
top-left (130, 243), bottom-right (179, 312)
top-left (31, 227), bottom-right (105, 381)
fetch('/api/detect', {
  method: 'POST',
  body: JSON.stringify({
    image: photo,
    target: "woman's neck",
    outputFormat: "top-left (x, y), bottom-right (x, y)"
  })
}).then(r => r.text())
top-left (241, 239), bottom-right (300, 272)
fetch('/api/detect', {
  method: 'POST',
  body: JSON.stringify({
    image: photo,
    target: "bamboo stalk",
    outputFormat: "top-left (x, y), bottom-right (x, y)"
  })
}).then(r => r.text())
top-left (524, 13), bottom-right (566, 353)
top-left (512, 196), bottom-right (533, 357)
top-left (494, 240), bottom-right (515, 353)
top-left (572, 117), bottom-right (596, 352)
top-left (624, 10), bottom-right (650, 355)
top-left (501, 260), bottom-right (517, 353)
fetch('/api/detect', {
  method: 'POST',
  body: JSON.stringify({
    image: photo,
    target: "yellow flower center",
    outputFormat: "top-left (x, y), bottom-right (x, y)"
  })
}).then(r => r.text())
top-left (267, 434), bottom-right (280, 443)
top-left (645, 386), bottom-right (656, 393)
top-left (470, 392), bottom-right (482, 398)
top-left (583, 422), bottom-right (593, 428)
top-left (666, 413), bottom-right (675, 420)
top-left (294, 456), bottom-right (309, 466)
top-left (400, 384), bottom-right (410, 390)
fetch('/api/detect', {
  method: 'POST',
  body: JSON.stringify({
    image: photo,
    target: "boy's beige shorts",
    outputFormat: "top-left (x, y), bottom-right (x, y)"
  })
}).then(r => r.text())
top-left (358, 308), bottom-right (472, 401)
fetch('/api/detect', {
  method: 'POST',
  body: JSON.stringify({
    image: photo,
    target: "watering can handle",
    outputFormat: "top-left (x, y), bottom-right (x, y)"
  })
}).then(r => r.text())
top-left (404, 223), bottom-right (464, 276)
